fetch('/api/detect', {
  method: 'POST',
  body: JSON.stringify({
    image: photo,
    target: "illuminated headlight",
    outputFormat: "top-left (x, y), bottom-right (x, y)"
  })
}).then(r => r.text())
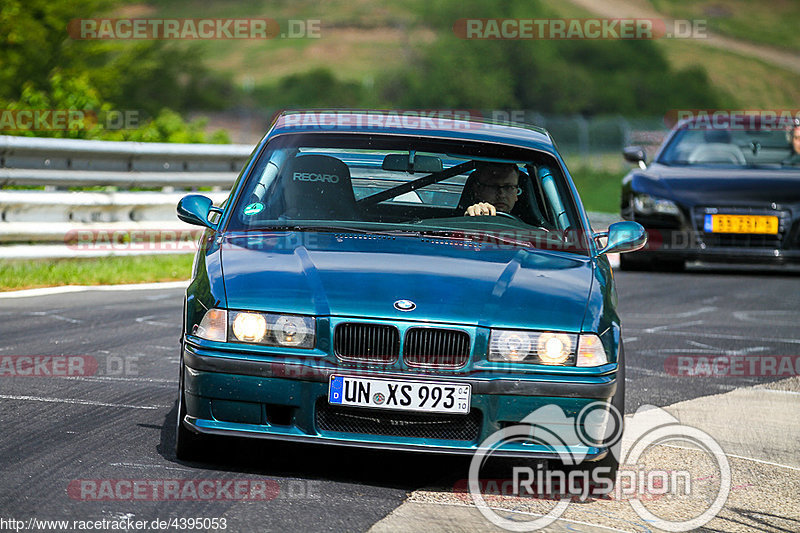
top-left (576, 334), bottom-right (609, 367)
top-left (194, 309), bottom-right (227, 342)
top-left (632, 193), bottom-right (680, 216)
top-left (232, 312), bottom-right (267, 342)
top-left (489, 330), bottom-right (576, 365)
top-left (537, 333), bottom-right (573, 364)
top-left (229, 311), bottom-right (315, 348)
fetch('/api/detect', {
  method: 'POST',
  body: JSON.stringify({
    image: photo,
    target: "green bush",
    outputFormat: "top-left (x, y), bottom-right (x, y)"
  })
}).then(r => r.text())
top-left (0, 0), bottom-right (233, 142)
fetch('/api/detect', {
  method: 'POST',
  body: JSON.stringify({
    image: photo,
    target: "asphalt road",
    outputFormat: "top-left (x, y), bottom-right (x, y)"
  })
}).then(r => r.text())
top-left (0, 264), bottom-right (798, 532)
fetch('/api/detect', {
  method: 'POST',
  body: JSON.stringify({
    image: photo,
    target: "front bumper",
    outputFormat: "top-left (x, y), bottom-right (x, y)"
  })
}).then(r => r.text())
top-left (626, 246), bottom-right (800, 264)
top-left (181, 345), bottom-right (618, 460)
top-left (622, 215), bottom-right (800, 264)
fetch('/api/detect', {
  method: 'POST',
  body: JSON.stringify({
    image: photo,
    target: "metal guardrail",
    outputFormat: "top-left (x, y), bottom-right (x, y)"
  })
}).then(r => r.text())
top-left (0, 135), bottom-right (252, 257)
top-left (0, 135), bottom-right (622, 259)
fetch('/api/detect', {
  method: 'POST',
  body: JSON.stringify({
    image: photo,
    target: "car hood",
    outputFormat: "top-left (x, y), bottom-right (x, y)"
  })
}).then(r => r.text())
top-left (220, 232), bottom-right (593, 331)
top-left (637, 163), bottom-right (800, 205)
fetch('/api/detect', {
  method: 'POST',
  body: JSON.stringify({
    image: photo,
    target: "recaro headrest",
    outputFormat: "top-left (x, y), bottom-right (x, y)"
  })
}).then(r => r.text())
top-left (281, 154), bottom-right (357, 220)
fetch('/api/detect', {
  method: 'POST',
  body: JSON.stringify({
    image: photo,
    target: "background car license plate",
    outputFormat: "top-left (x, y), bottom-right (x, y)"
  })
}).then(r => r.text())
top-left (328, 375), bottom-right (471, 414)
top-left (704, 214), bottom-right (778, 234)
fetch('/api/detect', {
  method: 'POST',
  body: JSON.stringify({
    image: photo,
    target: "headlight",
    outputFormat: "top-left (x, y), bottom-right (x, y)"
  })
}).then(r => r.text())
top-left (269, 314), bottom-right (314, 347)
top-left (632, 193), bottom-right (680, 216)
top-left (576, 334), bottom-right (608, 367)
top-left (194, 309), bottom-right (227, 342)
top-left (230, 311), bottom-right (315, 348)
top-left (537, 333), bottom-right (573, 364)
top-left (232, 312), bottom-right (267, 342)
top-left (489, 330), bottom-right (611, 367)
top-left (193, 309), bottom-right (315, 348)
top-left (489, 330), bottom-right (576, 365)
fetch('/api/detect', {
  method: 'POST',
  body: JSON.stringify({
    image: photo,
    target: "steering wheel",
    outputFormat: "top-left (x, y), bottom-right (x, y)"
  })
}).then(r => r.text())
top-left (495, 211), bottom-right (522, 222)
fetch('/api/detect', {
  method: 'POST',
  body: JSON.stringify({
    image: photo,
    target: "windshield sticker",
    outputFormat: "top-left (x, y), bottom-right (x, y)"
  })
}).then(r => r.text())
top-left (243, 202), bottom-right (264, 216)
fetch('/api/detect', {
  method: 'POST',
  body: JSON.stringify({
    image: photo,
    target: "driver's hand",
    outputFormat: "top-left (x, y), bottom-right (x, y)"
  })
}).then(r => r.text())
top-left (465, 202), bottom-right (496, 216)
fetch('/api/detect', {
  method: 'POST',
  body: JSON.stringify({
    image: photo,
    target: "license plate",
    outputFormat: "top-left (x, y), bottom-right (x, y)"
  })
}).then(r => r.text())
top-left (704, 214), bottom-right (778, 234)
top-left (328, 375), bottom-right (471, 414)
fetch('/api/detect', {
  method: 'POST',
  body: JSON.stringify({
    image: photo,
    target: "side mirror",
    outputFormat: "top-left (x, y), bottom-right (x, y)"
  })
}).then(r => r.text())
top-left (177, 194), bottom-right (220, 230)
top-left (623, 146), bottom-right (647, 169)
top-left (597, 221), bottom-right (647, 255)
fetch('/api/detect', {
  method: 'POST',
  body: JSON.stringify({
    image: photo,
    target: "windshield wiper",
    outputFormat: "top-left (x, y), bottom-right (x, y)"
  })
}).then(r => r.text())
top-left (248, 224), bottom-right (427, 237)
top-left (415, 229), bottom-right (555, 249)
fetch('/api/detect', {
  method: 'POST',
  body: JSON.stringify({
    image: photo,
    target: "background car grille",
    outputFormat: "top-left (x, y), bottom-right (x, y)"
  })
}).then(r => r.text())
top-left (701, 233), bottom-right (782, 248)
top-left (334, 323), bottom-right (400, 363)
top-left (316, 400), bottom-right (481, 441)
top-left (404, 328), bottom-right (471, 368)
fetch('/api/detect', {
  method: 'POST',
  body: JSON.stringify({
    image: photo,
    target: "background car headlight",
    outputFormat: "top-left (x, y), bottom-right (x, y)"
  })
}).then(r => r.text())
top-left (632, 193), bottom-right (680, 216)
top-left (194, 309), bottom-right (227, 342)
top-left (229, 311), bottom-right (315, 348)
top-left (489, 330), bottom-right (576, 365)
top-left (576, 334), bottom-right (609, 367)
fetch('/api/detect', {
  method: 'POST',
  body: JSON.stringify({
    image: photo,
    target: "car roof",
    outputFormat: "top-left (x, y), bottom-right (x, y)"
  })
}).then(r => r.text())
top-left (266, 110), bottom-right (558, 153)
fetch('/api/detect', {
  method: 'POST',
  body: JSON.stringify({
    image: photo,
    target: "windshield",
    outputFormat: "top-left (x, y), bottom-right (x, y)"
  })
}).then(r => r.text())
top-left (225, 133), bottom-right (587, 254)
top-left (658, 125), bottom-right (800, 167)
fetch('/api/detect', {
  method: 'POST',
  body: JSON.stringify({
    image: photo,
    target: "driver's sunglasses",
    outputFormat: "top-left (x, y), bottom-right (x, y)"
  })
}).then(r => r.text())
top-left (477, 181), bottom-right (522, 196)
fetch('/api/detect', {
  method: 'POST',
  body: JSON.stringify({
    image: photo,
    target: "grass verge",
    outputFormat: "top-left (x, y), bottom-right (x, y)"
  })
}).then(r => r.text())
top-left (0, 254), bottom-right (194, 292)
top-left (568, 166), bottom-right (624, 215)
top-left (650, 0), bottom-right (800, 53)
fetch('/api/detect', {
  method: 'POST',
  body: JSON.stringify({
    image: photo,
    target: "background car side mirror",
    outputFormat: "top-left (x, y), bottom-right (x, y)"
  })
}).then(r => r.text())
top-left (597, 221), bottom-right (647, 255)
top-left (623, 146), bottom-right (647, 169)
top-left (177, 194), bottom-right (220, 230)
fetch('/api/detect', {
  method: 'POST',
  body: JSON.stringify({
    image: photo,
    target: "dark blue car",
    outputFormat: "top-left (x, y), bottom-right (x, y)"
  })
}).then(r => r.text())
top-left (620, 115), bottom-right (800, 270)
top-left (175, 111), bottom-right (645, 487)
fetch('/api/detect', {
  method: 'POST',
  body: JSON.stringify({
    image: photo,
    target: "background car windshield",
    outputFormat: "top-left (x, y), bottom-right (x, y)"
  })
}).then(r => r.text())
top-left (226, 133), bottom-right (585, 251)
top-left (658, 126), bottom-right (798, 167)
